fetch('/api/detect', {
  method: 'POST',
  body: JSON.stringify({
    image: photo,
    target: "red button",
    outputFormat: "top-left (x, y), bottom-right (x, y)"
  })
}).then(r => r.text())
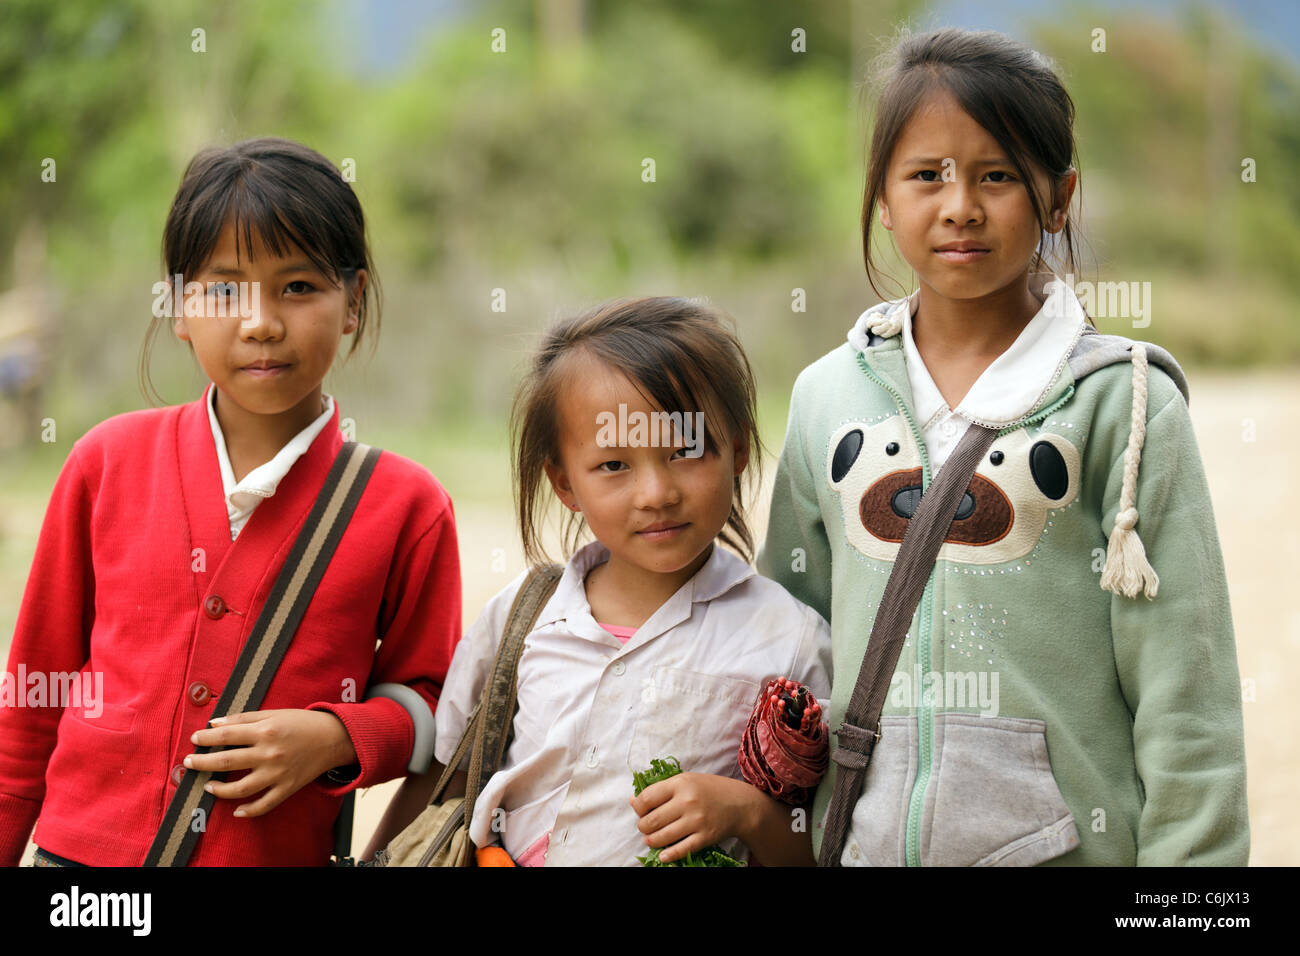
top-left (203, 595), bottom-right (226, 619)
top-left (170, 765), bottom-right (185, 786)
top-left (188, 682), bottom-right (211, 706)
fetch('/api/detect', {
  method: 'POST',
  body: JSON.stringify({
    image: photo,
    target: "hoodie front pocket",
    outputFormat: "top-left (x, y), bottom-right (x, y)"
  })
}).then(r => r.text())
top-left (841, 713), bottom-right (1079, 866)
top-left (923, 713), bottom-right (1079, 866)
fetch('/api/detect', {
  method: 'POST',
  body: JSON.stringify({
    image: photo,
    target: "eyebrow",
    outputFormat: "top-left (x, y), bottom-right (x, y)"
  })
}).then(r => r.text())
top-left (202, 261), bottom-right (320, 277)
top-left (898, 156), bottom-right (1012, 167)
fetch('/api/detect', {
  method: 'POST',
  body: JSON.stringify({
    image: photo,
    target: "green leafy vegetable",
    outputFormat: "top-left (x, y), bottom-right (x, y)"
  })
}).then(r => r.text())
top-left (631, 756), bottom-right (746, 867)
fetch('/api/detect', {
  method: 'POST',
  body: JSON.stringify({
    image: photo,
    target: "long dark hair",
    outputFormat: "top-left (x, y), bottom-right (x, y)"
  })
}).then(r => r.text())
top-left (511, 297), bottom-right (763, 567)
top-left (861, 27), bottom-right (1087, 301)
top-left (141, 137), bottom-right (380, 403)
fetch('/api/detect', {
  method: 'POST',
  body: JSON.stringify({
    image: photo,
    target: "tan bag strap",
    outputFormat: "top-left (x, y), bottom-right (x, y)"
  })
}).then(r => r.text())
top-left (817, 423), bottom-right (1000, 867)
top-left (145, 441), bottom-right (382, 867)
top-left (426, 564), bottom-right (563, 813)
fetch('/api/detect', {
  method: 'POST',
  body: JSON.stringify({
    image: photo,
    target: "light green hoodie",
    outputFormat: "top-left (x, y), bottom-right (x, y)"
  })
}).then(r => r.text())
top-left (758, 291), bottom-right (1250, 866)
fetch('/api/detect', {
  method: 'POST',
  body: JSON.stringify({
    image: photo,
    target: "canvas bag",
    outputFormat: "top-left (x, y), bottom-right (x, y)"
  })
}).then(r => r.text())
top-left (376, 563), bottom-right (563, 867)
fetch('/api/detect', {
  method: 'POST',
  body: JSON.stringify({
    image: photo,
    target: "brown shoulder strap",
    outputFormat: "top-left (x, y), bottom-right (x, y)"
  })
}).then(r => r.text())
top-left (818, 423), bottom-right (999, 867)
top-left (413, 563), bottom-right (562, 866)
top-left (423, 564), bottom-right (563, 811)
top-left (146, 441), bottom-right (382, 867)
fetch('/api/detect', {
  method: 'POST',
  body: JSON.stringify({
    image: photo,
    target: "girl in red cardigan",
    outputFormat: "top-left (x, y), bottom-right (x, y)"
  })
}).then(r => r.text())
top-left (0, 138), bottom-right (462, 866)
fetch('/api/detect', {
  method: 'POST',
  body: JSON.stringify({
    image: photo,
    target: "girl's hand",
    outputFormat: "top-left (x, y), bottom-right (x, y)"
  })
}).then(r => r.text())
top-left (629, 772), bottom-right (756, 863)
top-left (185, 709), bottom-right (357, 818)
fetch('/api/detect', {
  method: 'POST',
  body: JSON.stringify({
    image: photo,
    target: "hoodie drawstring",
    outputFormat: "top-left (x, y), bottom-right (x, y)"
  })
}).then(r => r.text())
top-left (1099, 343), bottom-right (1160, 599)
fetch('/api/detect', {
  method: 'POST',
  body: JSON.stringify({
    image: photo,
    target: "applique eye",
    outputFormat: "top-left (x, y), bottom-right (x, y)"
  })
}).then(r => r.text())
top-left (1029, 441), bottom-right (1068, 500)
top-left (885, 441), bottom-right (900, 456)
top-left (831, 429), bottom-right (864, 483)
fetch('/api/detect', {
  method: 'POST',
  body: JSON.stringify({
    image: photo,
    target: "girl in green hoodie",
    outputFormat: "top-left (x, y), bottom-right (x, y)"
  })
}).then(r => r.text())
top-left (759, 27), bottom-right (1249, 866)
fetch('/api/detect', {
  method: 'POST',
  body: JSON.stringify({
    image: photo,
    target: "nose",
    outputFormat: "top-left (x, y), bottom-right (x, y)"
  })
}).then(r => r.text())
top-left (238, 285), bottom-right (283, 341)
top-left (633, 462), bottom-right (682, 511)
top-left (941, 179), bottom-right (984, 226)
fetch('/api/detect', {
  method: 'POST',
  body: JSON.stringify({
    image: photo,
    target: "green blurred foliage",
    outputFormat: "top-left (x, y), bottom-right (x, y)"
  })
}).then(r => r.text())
top-left (0, 0), bottom-right (1297, 455)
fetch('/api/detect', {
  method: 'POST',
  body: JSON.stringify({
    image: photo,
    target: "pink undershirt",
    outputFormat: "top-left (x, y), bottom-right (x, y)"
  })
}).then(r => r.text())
top-left (600, 623), bottom-right (638, 644)
top-left (514, 621), bottom-right (638, 867)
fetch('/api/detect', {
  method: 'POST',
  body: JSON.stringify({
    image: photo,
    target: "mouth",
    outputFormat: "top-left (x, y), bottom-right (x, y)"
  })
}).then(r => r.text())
top-left (636, 521), bottom-right (690, 541)
top-left (934, 244), bottom-right (990, 263)
top-left (240, 360), bottom-right (291, 378)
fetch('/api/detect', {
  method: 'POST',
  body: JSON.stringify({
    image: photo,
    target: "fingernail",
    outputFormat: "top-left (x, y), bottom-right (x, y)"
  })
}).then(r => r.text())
top-left (184, 756), bottom-right (193, 768)
top-left (210, 717), bottom-right (226, 725)
top-left (203, 782), bottom-right (212, 792)
top-left (233, 809), bottom-right (245, 817)
top-left (190, 733), bottom-right (198, 744)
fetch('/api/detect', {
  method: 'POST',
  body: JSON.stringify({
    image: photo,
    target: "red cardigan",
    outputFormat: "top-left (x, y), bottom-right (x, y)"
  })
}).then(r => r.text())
top-left (0, 386), bottom-right (461, 866)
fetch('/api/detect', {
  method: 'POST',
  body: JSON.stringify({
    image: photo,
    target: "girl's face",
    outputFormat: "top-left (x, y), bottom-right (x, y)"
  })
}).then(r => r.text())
top-left (878, 89), bottom-right (1075, 300)
top-left (172, 218), bottom-right (362, 423)
top-left (543, 352), bottom-right (748, 580)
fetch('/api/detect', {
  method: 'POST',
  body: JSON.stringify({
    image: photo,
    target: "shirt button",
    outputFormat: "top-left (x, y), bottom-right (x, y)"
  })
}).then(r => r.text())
top-left (203, 595), bottom-right (227, 619)
top-left (170, 765), bottom-right (185, 786)
top-left (188, 681), bottom-right (211, 706)
top-left (941, 420), bottom-right (957, 438)
top-left (611, 661), bottom-right (626, 676)
top-left (849, 844), bottom-right (861, 861)
top-left (585, 746), bottom-right (599, 769)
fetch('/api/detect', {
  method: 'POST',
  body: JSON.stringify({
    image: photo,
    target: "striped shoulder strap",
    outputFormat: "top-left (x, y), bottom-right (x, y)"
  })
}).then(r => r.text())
top-left (145, 441), bottom-right (382, 867)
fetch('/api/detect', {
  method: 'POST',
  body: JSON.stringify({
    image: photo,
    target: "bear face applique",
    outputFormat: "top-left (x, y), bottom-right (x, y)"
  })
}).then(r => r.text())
top-left (826, 418), bottom-right (1080, 566)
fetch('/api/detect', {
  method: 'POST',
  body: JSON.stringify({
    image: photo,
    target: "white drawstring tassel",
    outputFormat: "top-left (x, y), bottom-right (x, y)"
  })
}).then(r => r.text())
top-left (867, 304), bottom-right (904, 338)
top-left (1100, 343), bottom-right (1160, 599)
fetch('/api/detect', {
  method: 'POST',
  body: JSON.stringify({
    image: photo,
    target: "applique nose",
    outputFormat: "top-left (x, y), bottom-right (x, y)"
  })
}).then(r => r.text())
top-left (860, 468), bottom-right (1013, 546)
top-left (890, 485), bottom-right (975, 520)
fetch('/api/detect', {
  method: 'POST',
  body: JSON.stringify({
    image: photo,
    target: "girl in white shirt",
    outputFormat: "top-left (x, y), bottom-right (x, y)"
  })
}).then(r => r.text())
top-left (376, 297), bottom-right (832, 866)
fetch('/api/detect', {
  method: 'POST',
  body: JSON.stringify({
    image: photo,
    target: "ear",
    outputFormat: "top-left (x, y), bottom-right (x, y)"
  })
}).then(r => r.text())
top-left (731, 430), bottom-right (750, 477)
top-left (543, 458), bottom-right (578, 511)
top-left (172, 315), bottom-right (190, 343)
top-left (1046, 168), bottom-right (1078, 234)
top-left (879, 198), bottom-right (893, 231)
top-left (344, 269), bottom-right (366, 333)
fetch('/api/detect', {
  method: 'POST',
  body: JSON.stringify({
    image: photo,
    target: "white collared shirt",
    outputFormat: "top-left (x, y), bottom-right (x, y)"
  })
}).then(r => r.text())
top-left (434, 540), bottom-right (833, 866)
top-left (205, 384), bottom-right (336, 540)
top-left (894, 274), bottom-right (1086, 475)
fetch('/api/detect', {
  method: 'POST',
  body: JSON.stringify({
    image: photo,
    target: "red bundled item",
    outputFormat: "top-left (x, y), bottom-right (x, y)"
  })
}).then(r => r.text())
top-left (737, 677), bottom-right (829, 805)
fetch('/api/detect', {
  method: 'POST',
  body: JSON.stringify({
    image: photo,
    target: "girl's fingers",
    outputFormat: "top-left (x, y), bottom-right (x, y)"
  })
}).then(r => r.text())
top-left (184, 746), bottom-right (258, 775)
top-left (641, 815), bottom-right (694, 851)
top-left (656, 831), bottom-right (708, 864)
top-left (209, 710), bottom-right (269, 727)
top-left (191, 721), bottom-right (261, 748)
top-left (629, 778), bottom-right (676, 816)
top-left (203, 768), bottom-right (273, 801)
top-left (634, 798), bottom-right (680, 835)
top-left (232, 785), bottom-right (290, 819)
